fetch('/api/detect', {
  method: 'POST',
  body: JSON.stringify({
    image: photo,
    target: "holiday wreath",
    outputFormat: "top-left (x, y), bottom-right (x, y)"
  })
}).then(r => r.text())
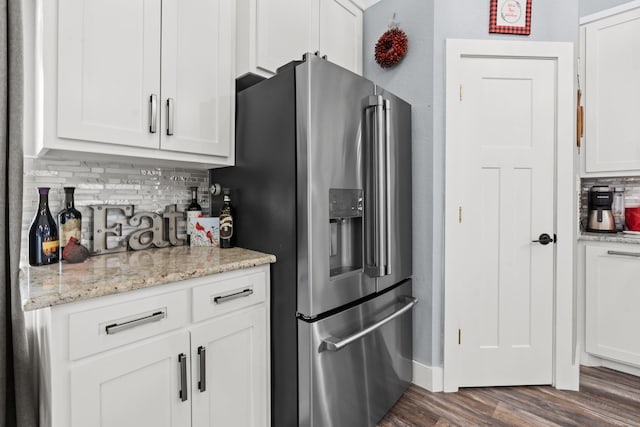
top-left (374, 27), bottom-right (408, 68)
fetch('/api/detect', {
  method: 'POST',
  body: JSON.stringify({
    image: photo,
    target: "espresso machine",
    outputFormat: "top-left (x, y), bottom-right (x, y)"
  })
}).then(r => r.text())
top-left (587, 186), bottom-right (617, 233)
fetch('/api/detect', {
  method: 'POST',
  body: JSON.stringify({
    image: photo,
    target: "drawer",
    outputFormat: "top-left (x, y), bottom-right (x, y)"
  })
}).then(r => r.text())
top-left (192, 271), bottom-right (266, 323)
top-left (69, 289), bottom-right (189, 361)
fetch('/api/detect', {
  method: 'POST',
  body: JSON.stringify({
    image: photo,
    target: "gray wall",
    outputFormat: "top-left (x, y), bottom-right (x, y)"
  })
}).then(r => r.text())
top-left (365, 0), bottom-right (579, 368)
top-left (580, 0), bottom-right (636, 17)
top-left (364, 1), bottom-right (435, 367)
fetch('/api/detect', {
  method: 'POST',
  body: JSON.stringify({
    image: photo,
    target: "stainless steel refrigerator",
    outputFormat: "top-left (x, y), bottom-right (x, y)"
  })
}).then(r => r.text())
top-left (210, 55), bottom-right (415, 427)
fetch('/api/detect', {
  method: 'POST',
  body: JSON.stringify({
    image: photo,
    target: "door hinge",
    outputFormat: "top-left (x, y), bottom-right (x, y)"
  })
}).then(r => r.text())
top-left (459, 84), bottom-right (463, 102)
top-left (458, 329), bottom-right (461, 345)
top-left (458, 206), bottom-right (462, 224)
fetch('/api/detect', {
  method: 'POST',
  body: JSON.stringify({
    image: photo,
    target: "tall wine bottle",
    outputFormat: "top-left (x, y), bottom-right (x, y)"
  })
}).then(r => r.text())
top-left (185, 186), bottom-right (202, 245)
top-left (29, 187), bottom-right (59, 266)
top-left (219, 188), bottom-right (234, 249)
top-left (57, 187), bottom-right (82, 259)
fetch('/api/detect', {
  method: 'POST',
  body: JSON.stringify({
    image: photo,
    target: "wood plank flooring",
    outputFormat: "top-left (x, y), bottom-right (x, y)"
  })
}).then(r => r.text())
top-left (378, 366), bottom-right (640, 426)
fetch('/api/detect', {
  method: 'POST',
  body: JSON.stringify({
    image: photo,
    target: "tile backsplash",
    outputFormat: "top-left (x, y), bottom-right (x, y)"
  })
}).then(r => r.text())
top-left (22, 158), bottom-right (210, 265)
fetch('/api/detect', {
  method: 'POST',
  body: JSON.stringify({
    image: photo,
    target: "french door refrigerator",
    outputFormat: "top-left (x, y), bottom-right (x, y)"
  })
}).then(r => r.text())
top-left (210, 55), bottom-right (414, 427)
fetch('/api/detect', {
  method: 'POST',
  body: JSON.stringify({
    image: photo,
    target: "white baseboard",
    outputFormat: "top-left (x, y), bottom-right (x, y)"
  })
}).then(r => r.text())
top-left (412, 361), bottom-right (443, 392)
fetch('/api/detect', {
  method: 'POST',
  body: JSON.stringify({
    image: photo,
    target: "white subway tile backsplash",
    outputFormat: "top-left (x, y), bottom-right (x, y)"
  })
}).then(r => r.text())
top-left (22, 158), bottom-right (209, 266)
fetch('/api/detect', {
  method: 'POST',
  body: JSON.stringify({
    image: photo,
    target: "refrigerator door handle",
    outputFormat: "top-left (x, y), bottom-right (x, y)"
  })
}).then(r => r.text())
top-left (322, 296), bottom-right (417, 352)
top-left (383, 97), bottom-right (392, 277)
top-left (364, 95), bottom-right (390, 278)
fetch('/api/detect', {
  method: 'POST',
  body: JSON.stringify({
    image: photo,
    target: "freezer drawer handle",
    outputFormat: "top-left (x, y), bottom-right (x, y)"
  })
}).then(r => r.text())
top-left (212, 288), bottom-right (253, 304)
top-left (322, 296), bottom-right (417, 352)
top-left (105, 310), bottom-right (166, 335)
top-left (607, 250), bottom-right (640, 258)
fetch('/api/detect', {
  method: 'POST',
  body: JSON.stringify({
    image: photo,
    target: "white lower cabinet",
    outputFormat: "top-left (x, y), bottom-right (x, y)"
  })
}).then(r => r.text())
top-left (191, 306), bottom-right (267, 427)
top-left (585, 244), bottom-right (640, 368)
top-left (36, 266), bottom-right (270, 427)
top-left (70, 332), bottom-right (191, 427)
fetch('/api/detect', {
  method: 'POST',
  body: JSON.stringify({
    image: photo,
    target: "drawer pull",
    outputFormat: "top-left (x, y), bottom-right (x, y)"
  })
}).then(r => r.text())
top-left (178, 353), bottom-right (188, 402)
top-left (105, 310), bottom-right (166, 335)
top-left (212, 288), bottom-right (253, 305)
top-left (607, 250), bottom-right (640, 258)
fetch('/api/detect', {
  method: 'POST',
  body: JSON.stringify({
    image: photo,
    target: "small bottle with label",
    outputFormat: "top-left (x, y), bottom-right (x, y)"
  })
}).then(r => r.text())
top-left (186, 186), bottom-right (202, 245)
top-left (57, 187), bottom-right (82, 259)
top-left (29, 187), bottom-right (59, 266)
top-left (219, 188), bottom-right (234, 249)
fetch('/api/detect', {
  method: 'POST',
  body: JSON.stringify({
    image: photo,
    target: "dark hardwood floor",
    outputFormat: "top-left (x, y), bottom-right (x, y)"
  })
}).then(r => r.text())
top-left (378, 366), bottom-right (640, 426)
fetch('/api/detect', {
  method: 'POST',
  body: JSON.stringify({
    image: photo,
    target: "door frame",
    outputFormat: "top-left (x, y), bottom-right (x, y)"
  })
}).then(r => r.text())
top-left (443, 39), bottom-right (578, 392)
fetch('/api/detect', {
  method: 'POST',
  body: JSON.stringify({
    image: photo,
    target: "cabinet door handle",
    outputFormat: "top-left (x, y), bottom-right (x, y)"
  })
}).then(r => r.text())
top-left (149, 94), bottom-right (157, 133)
top-left (166, 98), bottom-right (174, 136)
top-left (104, 310), bottom-right (166, 335)
top-left (607, 250), bottom-right (640, 258)
top-left (198, 346), bottom-right (206, 392)
top-left (212, 288), bottom-right (253, 304)
top-left (178, 353), bottom-right (188, 402)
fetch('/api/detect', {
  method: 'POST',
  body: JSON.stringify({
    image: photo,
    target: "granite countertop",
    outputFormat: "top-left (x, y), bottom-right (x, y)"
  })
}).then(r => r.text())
top-left (579, 231), bottom-right (640, 245)
top-left (21, 246), bottom-right (276, 311)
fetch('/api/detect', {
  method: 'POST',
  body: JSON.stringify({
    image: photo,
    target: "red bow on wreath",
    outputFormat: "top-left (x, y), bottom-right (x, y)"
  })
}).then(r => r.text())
top-left (375, 26), bottom-right (408, 69)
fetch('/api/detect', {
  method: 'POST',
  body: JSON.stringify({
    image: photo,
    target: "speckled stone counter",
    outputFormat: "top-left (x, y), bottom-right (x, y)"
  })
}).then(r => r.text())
top-left (579, 231), bottom-right (640, 245)
top-left (21, 246), bottom-right (276, 311)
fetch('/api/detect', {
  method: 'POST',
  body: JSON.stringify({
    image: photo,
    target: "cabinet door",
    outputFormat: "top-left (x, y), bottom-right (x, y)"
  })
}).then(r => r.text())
top-left (255, 0), bottom-right (317, 75)
top-left (57, 0), bottom-right (160, 149)
top-left (191, 305), bottom-right (268, 427)
top-left (70, 332), bottom-right (191, 427)
top-left (319, 0), bottom-right (363, 74)
top-left (585, 245), bottom-right (640, 367)
top-left (584, 8), bottom-right (640, 172)
top-left (161, 0), bottom-right (234, 157)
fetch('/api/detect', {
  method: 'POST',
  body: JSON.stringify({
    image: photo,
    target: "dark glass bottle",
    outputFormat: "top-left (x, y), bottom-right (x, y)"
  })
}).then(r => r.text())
top-left (219, 188), bottom-right (234, 249)
top-left (57, 187), bottom-right (82, 259)
top-left (185, 186), bottom-right (202, 245)
top-left (29, 187), bottom-right (59, 266)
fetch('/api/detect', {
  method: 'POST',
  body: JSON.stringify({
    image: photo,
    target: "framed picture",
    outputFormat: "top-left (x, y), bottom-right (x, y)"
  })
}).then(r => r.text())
top-left (489, 0), bottom-right (532, 35)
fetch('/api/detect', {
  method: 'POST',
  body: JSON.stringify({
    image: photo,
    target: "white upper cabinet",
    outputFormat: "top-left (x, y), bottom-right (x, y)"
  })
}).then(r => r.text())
top-left (160, 0), bottom-right (234, 157)
top-left (57, 0), bottom-right (161, 150)
top-left (37, 0), bottom-right (235, 168)
top-left (254, 0), bottom-right (316, 75)
top-left (237, 0), bottom-right (363, 77)
top-left (319, 0), bottom-right (363, 75)
top-left (582, 7), bottom-right (640, 175)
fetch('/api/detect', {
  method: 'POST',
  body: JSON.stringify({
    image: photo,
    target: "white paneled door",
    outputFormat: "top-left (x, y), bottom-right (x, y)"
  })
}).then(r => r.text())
top-left (446, 49), bottom-right (557, 387)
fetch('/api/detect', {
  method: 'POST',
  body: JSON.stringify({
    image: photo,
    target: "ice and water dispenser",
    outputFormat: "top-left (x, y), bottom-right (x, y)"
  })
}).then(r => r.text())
top-left (329, 189), bottom-right (363, 277)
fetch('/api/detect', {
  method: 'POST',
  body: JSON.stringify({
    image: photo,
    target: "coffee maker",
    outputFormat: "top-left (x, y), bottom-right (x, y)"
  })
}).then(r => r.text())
top-left (587, 186), bottom-right (617, 233)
